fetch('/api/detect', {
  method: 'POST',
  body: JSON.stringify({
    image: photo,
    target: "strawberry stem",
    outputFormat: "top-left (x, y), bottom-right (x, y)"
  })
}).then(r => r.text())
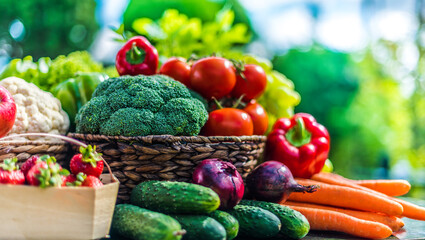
top-left (79, 145), bottom-right (102, 168)
top-left (36, 161), bottom-right (69, 188)
top-left (0, 158), bottom-right (19, 171)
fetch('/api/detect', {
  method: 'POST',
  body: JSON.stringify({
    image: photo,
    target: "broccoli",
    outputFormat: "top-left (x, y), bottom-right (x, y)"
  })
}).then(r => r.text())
top-left (75, 75), bottom-right (209, 136)
top-left (189, 89), bottom-right (208, 109)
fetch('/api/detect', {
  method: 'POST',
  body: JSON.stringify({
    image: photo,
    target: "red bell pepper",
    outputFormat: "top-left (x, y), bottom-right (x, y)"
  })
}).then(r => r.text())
top-left (265, 113), bottom-right (330, 178)
top-left (115, 36), bottom-right (159, 76)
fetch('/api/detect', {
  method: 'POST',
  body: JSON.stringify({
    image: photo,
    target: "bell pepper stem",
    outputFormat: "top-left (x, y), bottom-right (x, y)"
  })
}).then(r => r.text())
top-left (285, 117), bottom-right (312, 147)
top-left (126, 42), bottom-right (146, 65)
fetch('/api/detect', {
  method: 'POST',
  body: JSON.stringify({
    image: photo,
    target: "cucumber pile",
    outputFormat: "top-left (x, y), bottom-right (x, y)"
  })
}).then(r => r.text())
top-left (110, 180), bottom-right (310, 240)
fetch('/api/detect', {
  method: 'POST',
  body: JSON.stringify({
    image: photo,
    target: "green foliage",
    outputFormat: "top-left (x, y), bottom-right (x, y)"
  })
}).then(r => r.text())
top-left (0, 51), bottom-right (118, 92)
top-left (123, 0), bottom-right (252, 33)
top-left (126, 8), bottom-right (251, 59)
top-left (75, 75), bottom-right (208, 136)
top-left (0, 0), bottom-right (98, 59)
top-left (0, 56), bottom-right (51, 88)
top-left (332, 51), bottom-right (412, 178)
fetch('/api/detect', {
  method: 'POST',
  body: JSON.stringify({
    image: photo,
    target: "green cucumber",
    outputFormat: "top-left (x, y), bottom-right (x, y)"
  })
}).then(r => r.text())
top-left (208, 210), bottom-right (239, 240)
top-left (226, 205), bottom-right (281, 239)
top-left (111, 204), bottom-right (184, 240)
top-left (171, 215), bottom-right (226, 240)
top-left (131, 180), bottom-right (220, 214)
top-left (239, 200), bottom-right (310, 239)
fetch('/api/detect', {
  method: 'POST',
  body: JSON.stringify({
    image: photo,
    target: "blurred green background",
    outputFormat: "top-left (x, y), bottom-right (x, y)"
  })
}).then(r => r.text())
top-left (1, 0), bottom-right (425, 197)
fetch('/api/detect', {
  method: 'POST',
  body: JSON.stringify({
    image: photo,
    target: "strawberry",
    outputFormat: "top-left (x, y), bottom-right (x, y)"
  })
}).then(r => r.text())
top-left (82, 175), bottom-right (103, 188)
top-left (62, 172), bottom-right (85, 187)
top-left (0, 158), bottom-right (25, 185)
top-left (62, 175), bottom-right (77, 186)
top-left (70, 145), bottom-right (104, 178)
top-left (26, 156), bottom-right (69, 188)
top-left (21, 155), bottom-right (50, 177)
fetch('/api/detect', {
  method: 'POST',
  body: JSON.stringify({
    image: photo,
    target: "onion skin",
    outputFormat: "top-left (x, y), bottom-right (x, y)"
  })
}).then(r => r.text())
top-left (246, 161), bottom-right (318, 203)
top-left (193, 159), bottom-right (244, 209)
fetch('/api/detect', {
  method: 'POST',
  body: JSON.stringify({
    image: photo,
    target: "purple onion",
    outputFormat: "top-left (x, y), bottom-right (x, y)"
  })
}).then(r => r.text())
top-left (192, 159), bottom-right (244, 209)
top-left (246, 161), bottom-right (318, 203)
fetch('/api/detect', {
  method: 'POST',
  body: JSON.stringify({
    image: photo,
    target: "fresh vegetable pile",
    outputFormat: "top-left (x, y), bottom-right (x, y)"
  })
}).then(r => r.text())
top-left (160, 56), bottom-right (269, 136)
top-left (112, 35), bottom-right (270, 137)
top-left (127, 9), bottom-right (300, 128)
top-left (2, 9), bottom-right (425, 240)
top-left (110, 159), bottom-right (314, 240)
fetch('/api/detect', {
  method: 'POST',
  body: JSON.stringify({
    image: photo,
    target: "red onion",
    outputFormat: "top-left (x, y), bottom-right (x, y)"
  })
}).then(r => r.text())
top-left (192, 159), bottom-right (244, 209)
top-left (246, 161), bottom-right (318, 203)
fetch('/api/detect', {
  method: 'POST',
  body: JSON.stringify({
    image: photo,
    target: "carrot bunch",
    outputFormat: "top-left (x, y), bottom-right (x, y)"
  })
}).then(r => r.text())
top-left (280, 172), bottom-right (425, 239)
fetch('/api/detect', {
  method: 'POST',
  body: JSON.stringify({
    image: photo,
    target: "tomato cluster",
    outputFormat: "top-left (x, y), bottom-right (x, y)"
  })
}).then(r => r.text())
top-left (160, 56), bottom-right (269, 136)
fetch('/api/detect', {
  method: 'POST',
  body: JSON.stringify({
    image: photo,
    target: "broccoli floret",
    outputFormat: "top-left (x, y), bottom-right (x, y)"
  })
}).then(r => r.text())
top-left (75, 75), bottom-right (209, 136)
top-left (75, 95), bottom-right (114, 134)
top-left (153, 98), bottom-right (208, 136)
top-left (100, 108), bottom-right (154, 136)
top-left (189, 89), bottom-right (208, 109)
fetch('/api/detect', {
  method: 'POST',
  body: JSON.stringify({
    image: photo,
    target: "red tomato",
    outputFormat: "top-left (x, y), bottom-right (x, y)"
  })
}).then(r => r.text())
top-left (231, 64), bottom-right (267, 101)
top-left (243, 100), bottom-right (269, 135)
top-left (190, 57), bottom-right (236, 99)
top-left (159, 57), bottom-right (192, 88)
top-left (201, 108), bottom-right (253, 136)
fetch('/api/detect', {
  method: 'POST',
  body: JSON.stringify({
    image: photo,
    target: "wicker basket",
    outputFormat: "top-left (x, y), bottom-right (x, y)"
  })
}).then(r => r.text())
top-left (68, 133), bottom-right (266, 203)
top-left (0, 140), bottom-right (69, 167)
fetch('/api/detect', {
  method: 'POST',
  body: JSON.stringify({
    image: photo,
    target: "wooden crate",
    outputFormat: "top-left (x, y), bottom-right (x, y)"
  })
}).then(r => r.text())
top-left (0, 174), bottom-right (119, 240)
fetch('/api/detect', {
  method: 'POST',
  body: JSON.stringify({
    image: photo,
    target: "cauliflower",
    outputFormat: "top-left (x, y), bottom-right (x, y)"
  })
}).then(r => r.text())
top-left (0, 77), bottom-right (70, 141)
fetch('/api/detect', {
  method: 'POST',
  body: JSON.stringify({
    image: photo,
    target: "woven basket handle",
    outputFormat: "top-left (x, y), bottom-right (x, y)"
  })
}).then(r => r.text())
top-left (0, 133), bottom-right (117, 183)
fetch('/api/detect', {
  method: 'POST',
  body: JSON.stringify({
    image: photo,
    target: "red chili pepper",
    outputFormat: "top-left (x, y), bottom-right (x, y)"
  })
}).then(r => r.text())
top-left (265, 113), bottom-right (330, 178)
top-left (115, 36), bottom-right (159, 76)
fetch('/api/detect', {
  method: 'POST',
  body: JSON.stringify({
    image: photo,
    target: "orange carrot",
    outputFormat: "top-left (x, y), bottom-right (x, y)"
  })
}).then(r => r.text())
top-left (285, 201), bottom-right (404, 232)
top-left (285, 205), bottom-right (393, 239)
top-left (392, 198), bottom-right (425, 221)
top-left (353, 179), bottom-right (411, 196)
top-left (312, 172), bottom-right (410, 196)
top-left (289, 179), bottom-right (404, 216)
top-left (311, 172), bottom-right (377, 192)
top-left (311, 172), bottom-right (425, 220)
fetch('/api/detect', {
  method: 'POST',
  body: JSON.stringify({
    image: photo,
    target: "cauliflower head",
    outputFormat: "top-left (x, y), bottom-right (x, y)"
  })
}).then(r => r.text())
top-left (75, 75), bottom-right (208, 136)
top-left (0, 77), bottom-right (70, 140)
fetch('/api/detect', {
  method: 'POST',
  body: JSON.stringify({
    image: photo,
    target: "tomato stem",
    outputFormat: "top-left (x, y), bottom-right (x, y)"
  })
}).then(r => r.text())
top-left (212, 97), bottom-right (223, 109)
top-left (230, 59), bottom-right (246, 81)
top-left (232, 94), bottom-right (245, 109)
